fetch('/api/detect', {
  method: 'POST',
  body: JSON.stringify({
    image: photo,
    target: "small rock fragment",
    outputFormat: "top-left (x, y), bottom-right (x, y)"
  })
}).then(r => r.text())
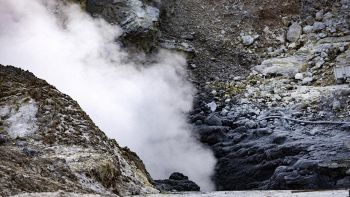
top-left (272, 135), bottom-right (287, 144)
top-left (295, 73), bottom-right (304, 80)
top-left (315, 10), bottom-right (324, 21)
top-left (207, 101), bottom-right (217, 112)
top-left (241, 35), bottom-right (256, 46)
top-left (303, 25), bottom-right (314, 34)
top-left (302, 77), bottom-right (314, 85)
top-left (205, 114), bottom-right (223, 126)
top-left (287, 23), bottom-right (302, 42)
top-left (23, 147), bottom-right (40, 157)
top-left (0, 134), bottom-right (7, 145)
top-left (313, 22), bottom-right (326, 32)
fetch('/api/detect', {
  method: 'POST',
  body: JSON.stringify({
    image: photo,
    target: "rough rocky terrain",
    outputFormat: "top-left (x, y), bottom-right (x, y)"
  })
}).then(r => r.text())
top-left (137, 190), bottom-right (349, 197)
top-left (0, 65), bottom-right (158, 196)
top-left (1, 0), bottom-right (350, 195)
top-left (159, 0), bottom-right (349, 86)
top-left (187, 0), bottom-right (350, 191)
top-left (12, 190), bottom-right (350, 197)
top-left (9, 190), bottom-right (349, 197)
top-left (81, 0), bottom-right (350, 192)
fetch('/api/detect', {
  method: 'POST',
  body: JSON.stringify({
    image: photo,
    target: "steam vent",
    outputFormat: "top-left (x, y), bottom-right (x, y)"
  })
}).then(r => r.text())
top-left (0, 0), bottom-right (350, 196)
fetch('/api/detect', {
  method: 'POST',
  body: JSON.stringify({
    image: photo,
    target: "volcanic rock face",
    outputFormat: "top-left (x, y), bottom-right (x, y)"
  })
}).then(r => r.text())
top-left (0, 65), bottom-right (158, 196)
top-left (85, 0), bottom-right (160, 51)
top-left (188, 0), bottom-right (350, 190)
top-left (194, 81), bottom-right (350, 190)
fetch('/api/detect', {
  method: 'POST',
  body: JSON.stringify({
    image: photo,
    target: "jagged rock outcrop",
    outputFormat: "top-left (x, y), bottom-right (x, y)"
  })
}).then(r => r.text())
top-left (0, 65), bottom-right (158, 196)
top-left (154, 172), bottom-right (200, 192)
top-left (84, 0), bottom-right (160, 52)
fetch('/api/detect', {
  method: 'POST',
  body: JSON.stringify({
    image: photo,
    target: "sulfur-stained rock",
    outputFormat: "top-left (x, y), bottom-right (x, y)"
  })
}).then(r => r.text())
top-left (254, 56), bottom-right (307, 78)
top-left (0, 65), bottom-right (158, 196)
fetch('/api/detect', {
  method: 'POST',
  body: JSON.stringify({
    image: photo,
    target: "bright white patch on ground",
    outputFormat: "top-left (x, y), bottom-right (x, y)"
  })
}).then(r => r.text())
top-left (0, 99), bottom-right (38, 138)
top-left (290, 85), bottom-right (349, 101)
top-left (10, 191), bottom-right (113, 197)
top-left (0, 105), bottom-right (10, 117)
top-left (136, 190), bottom-right (349, 197)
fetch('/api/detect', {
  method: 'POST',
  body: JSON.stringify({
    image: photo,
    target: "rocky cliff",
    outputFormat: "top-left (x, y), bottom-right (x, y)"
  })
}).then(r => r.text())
top-left (84, 0), bottom-right (161, 52)
top-left (0, 65), bottom-right (158, 196)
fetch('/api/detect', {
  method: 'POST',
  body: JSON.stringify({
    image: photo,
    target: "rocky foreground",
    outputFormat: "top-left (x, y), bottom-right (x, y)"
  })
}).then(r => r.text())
top-left (0, 65), bottom-right (157, 196)
top-left (10, 190), bottom-right (350, 197)
top-left (138, 190), bottom-right (349, 197)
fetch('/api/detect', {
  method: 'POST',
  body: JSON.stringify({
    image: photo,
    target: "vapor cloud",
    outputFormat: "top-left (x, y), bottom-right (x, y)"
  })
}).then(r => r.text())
top-left (0, 0), bottom-right (216, 191)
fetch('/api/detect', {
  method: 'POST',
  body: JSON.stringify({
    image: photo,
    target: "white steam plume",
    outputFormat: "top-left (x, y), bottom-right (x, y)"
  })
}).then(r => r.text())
top-left (0, 0), bottom-right (216, 191)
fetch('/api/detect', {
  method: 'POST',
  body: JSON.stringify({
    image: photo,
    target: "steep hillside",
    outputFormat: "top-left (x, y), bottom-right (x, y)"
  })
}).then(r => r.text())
top-left (0, 65), bottom-right (158, 196)
top-left (159, 0), bottom-right (349, 87)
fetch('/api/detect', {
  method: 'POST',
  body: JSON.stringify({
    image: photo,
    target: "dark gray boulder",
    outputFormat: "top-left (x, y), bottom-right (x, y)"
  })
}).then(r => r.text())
top-left (154, 172), bottom-right (200, 192)
top-left (0, 134), bottom-right (7, 145)
top-left (205, 114), bottom-right (223, 126)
